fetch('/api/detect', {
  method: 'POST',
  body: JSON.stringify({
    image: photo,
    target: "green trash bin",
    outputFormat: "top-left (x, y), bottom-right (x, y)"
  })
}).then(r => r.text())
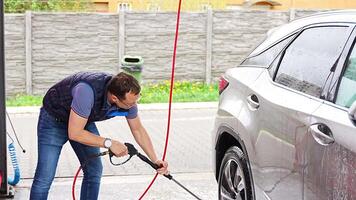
top-left (121, 55), bottom-right (144, 82)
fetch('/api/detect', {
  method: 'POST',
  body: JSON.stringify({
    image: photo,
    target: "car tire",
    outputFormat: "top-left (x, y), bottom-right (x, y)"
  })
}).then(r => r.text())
top-left (218, 146), bottom-right (253, 200)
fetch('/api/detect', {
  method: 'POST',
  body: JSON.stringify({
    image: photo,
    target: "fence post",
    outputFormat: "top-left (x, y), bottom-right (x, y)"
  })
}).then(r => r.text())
top-left (205, 8), bottom-right (213, 84)
top-left (25, 11), bottom-right (32, 95)
top-left (118, 10), bottom-right (125, 73)
top-left (289, 8), bottom-right (296, 21)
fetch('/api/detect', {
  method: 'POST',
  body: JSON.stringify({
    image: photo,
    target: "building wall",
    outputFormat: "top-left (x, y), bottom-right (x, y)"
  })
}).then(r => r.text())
top-left (4, 9), bottom-right (322, 96)
top-left (93, 0), bottom-right (229, 12)
top-left (274, 0), bottom-right (356, 10)
top-left (92, 0), bottom-right (356, 12)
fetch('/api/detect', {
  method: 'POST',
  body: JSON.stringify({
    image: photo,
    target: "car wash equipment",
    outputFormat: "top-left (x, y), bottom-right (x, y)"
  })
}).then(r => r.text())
top-left (72, 143), bottom-right (202, 200)
top-left (110, 143), bottom-right (202, 200)
top-left (7, 143), bottom-right (20, 186)
top-left (6, 111), bottom-right (26, 186)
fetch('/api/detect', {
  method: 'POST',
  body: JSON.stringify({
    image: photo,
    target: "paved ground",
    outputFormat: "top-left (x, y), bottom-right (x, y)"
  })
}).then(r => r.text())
top-left (4, 102), bottom-right (219, 199)
top-left (15, 173), bottom-right (218, 200)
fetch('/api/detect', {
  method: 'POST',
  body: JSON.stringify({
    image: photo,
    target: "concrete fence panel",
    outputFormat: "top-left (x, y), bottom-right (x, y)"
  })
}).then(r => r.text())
top-left (3, 9), bottom-right (329, 96)
top-left (31, 13), bottom-right (120, 95)
top-left (5, 14), bottom-right (26, 96)
top-left (125, 12), bottom-right (207, 82)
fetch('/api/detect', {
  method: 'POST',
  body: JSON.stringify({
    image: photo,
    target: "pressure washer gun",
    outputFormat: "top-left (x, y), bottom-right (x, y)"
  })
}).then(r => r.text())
top-left (108, 143), bottom-right (202, 200)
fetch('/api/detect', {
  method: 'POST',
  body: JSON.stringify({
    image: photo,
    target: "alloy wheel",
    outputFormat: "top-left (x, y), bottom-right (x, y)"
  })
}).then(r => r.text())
top-left (219, 159), bottom-right (246, 200)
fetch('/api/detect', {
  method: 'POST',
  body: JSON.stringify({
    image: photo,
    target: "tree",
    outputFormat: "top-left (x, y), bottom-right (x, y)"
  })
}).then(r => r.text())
top-left (5, 0), bottom-right (94, 13)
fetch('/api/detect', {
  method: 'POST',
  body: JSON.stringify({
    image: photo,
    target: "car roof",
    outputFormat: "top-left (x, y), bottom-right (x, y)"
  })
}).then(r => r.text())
top-left (251, 10), bottom-right (356, 56)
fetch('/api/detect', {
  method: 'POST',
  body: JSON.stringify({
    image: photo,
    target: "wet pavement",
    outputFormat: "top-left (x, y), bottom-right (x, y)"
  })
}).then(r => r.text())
top-left (4, 103), bottom-right (219, 199)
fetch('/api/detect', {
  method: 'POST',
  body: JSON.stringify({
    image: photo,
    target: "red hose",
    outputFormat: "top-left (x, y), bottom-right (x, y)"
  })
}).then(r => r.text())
top-left (72, 0), bottom-right (182, 198)
top-left (72, 166), bottom-right (82, 200)
top-left (138, 0), bottom-right (182, 199)
top-left (0, 170), bottom-right (3, 188)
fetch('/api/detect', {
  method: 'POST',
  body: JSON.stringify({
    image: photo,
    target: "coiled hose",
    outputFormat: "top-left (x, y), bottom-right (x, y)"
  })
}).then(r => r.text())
top-left (7, 142), bottom-right (20, 186)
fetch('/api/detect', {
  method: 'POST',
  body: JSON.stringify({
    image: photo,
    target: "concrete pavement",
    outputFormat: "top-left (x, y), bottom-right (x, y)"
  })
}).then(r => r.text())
top-left (15, 173), bottom-right (218, 200)
top-left (4, 102), bottom-right (219, 199)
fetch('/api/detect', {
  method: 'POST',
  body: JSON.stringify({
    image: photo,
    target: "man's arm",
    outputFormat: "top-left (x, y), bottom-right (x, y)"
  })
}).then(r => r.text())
top-left (68, 109), bottom-right (128, 157)
top-left (127, 116), bottom-right (168, 174)
top-left (127, 115), bottom-right (158, 161)
top-left (68, 109), bottom-right (106, 147)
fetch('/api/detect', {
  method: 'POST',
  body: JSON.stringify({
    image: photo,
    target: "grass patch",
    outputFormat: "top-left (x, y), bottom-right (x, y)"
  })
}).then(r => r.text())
top-left (6, 81), bottom-right (219, 107)
top-left (6, 94), bottom-right (43, 107)
top-left (140, 81), bottom-right (218, 103)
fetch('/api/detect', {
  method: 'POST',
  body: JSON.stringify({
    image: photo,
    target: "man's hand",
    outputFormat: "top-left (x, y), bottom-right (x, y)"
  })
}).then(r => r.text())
top-left (155, 160), bottom-right (169, 175)
top-left (110, 140), bottom-right (128, 157)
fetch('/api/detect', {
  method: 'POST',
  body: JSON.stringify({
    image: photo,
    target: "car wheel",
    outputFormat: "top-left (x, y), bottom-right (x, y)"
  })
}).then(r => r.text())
top-left (218, 146), bottom-right (252, 200)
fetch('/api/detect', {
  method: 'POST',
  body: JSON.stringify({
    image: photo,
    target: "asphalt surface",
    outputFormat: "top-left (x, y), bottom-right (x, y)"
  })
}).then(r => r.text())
top-left (4, 102), bottom-right (219, 199)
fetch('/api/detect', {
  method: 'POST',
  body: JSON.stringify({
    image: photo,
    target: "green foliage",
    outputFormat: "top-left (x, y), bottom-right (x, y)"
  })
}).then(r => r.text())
top-left (6, 81), bottom-right (219, 106)
top-left (5, 0), bottom-right (94, 13)
top-left (5, 0), bottom-right (30, 13)
top-left (6, 94), bottom-right (43, 106)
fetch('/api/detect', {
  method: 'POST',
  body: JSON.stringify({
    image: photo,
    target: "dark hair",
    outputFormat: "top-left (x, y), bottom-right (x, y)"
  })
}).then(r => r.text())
top-left (107, 72), bottom-right (141, 100)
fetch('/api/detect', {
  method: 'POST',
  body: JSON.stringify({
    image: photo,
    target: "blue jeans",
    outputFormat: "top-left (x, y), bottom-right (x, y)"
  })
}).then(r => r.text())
top-left (30, 108), bottom-right (103, 200)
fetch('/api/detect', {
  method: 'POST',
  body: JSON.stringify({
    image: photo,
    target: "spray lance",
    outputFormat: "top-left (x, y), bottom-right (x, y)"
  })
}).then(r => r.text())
top-left (73, 143), bottom-right (202, 200)
top-left (110, 143), bottom-right (202, 200)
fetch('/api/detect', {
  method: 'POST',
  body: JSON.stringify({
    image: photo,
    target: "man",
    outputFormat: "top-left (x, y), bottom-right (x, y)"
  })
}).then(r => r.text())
top-left (30, 72), bottom-right (168, 200)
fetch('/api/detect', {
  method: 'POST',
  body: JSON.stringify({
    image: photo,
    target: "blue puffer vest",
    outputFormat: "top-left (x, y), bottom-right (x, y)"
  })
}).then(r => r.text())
top-left (43, 72), bottom-right (113, 123)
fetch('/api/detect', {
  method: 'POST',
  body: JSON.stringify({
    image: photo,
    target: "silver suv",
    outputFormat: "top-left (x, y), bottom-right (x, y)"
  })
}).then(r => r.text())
top-left (213, 11), bottom-right (356, 200)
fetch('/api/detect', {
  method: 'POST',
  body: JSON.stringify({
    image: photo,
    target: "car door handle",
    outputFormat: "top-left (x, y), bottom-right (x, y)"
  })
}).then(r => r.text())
top-left (247, 94), bottom-right (259, 109)
top-left (310, 123), bottom-right (334, 146)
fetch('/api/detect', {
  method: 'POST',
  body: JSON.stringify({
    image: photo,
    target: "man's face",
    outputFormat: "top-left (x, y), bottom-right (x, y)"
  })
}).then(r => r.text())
top-left (116, 92), bottom-right (140, 109)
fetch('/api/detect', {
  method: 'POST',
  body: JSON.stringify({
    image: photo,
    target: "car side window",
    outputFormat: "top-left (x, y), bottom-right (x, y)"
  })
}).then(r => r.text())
top-left (275, 26), bottom-right (350, 98)
top-left (335, 44), bottom-right (356, 108)
top-left (242, 35), bottom-right (294, 67)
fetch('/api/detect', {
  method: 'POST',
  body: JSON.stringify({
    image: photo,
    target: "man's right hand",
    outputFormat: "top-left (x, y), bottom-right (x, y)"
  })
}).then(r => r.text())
top-left (110, 140), bottom-right (128, 157)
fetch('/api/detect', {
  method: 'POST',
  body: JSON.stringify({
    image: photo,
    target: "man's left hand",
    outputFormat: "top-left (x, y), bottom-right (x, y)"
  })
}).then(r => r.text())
top-left (155, 160), bottom-right (169, 175)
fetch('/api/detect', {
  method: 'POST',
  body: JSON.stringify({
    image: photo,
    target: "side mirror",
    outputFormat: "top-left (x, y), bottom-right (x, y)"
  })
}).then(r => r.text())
top-left (349, 101), bottom-right (356, 126)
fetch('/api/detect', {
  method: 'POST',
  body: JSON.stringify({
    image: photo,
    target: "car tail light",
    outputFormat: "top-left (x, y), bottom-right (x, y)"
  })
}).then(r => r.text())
top-left (219, 76), bottom-right (229, 95)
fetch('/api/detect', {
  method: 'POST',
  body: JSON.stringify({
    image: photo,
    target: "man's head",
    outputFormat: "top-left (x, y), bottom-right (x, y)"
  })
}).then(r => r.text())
top-left (107, 72), bottom-right (141, 109)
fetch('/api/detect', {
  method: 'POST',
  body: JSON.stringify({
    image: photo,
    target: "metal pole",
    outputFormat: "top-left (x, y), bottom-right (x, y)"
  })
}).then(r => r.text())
top-left (170, 177), bottom-right (202, 200)
top-left (0, 0), bottom-right (8, 197)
